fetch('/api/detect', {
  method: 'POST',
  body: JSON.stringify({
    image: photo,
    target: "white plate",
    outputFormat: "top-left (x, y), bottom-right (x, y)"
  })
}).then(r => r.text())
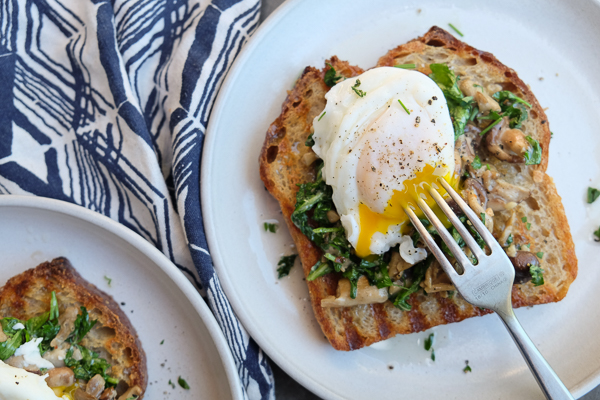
top-left (202, 0), bottom-right (600, 399)
top-left (0, 196), bottom-right (243, 400)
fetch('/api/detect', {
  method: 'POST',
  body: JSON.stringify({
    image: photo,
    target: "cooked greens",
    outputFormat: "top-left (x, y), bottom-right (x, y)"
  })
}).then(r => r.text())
top-left (324, 63), bottom-right (344, 87)
top-left (428, 63), bottom-right (476, 139)
top-left (65, 344), bottom-right (118, 386)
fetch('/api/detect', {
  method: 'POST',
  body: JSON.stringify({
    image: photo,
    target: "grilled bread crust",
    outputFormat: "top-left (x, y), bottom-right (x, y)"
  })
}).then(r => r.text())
top-left (259, 27), bottom-right (577, 351)
top-left (0, 257), bottom-right (147, 397)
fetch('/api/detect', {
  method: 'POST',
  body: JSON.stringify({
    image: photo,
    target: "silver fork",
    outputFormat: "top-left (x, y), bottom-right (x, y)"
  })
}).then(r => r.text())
top-left (403, 178), bottom-right (573, 400)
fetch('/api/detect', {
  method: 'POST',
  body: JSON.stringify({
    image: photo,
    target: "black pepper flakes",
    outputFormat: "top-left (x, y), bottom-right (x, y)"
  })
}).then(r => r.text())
top-left (431, 119), bottom-right (435, 124)
top-left (432, 96), bottom-right (438, 100)
top-left (371, 166), bottom-right (376, 172)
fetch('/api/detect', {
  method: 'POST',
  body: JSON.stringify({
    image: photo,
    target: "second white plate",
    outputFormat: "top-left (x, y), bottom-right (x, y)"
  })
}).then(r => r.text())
top-left (0, 196), bottom-right (242, 400)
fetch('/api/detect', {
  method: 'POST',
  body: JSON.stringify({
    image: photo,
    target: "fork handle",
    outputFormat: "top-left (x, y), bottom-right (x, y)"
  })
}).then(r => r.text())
top-left (495, 308), bottom-right (574, 400)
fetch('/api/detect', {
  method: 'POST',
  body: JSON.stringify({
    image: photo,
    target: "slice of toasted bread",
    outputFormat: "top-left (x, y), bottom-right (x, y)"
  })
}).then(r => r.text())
top-left (0, 257), bottom-right (147, 397)
top-left (259, 27), bottom-right (577, 351)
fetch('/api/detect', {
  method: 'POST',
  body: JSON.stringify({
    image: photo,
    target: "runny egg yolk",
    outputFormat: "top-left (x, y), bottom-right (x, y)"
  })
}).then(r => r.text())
top-left (355, 164), bottom-right (458, 258)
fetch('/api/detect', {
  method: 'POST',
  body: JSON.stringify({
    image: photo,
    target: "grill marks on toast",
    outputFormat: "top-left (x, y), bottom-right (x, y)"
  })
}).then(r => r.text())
top-left (0, 258), bottom-right (147, 396)
top-left (259, 28), bottom-right (577, 351)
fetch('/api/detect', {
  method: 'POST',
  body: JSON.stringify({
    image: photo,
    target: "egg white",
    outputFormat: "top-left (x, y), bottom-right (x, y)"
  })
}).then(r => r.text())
top-left (312, 67), bottom-right (455, 256)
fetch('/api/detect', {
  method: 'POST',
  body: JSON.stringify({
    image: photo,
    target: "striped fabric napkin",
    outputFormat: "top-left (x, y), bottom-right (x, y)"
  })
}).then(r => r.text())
top-left (0, 0), bottom-right (274, 398)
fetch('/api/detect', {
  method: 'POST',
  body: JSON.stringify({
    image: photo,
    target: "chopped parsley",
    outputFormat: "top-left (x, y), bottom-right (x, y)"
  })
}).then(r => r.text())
top-left (588, 187), bottom-right (600, 204)
top-left (395, 63), bottom-right (416, 69)
top-left (594, 227), bottom-right (600, 242)
top-left (464, 361), bottom-right (472, 373)
top-left (530, 265), bottom-right (544, 286)
top-left (524, 136), bottom-right (542, 165)
top-left (480, 213), bottom-right (486, 225)
top-left (398, 99), bottom-right (410, 115)
top-left (471, 156), bottom-right (482, 170)
top-left (178, 376), bottom-right (190, 390)
top-left (351, 79), bottom-right (366, 97)
top-left (521, 216), bottom-right (527, 223)
top-left (104, 276), bottom-right (112, 287)
top-left (169, 379), bottom-right (175, 389)
top-left (506, 234), bottom-right (514, 247)
top-left (424, 333), bottom-right (434, 351)
top-left (264, 222), bottom-right (278, 233)
top-left (536, 252), bottom-right (544, 259)
top-left (492, 91), bottom-right (531, 129)
top-left (448, 23), bottom-right (464, 37)
top-left (324, 63), bottom-right (343, 87)
top-left (160, 339), bottom-right (164, 345)
top-left (305, 133), bottom-right (315, 147)
top-left (277, 255), bottom-right (297, 278)
top-left (431, 349), bottom-right (436, 361)
top-left (318, 111), bottom-right (326, 121)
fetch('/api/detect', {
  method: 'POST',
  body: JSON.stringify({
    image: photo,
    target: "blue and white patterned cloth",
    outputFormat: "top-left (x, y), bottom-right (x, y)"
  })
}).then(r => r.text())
top-left (0, 0), bottom-right (274, 398)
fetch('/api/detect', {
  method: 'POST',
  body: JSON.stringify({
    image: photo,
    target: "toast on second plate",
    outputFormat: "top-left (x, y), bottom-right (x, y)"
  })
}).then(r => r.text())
top-left (0, 257), bottom-right (147, 399)
top-left (259, 27), bottom-right (577, 351)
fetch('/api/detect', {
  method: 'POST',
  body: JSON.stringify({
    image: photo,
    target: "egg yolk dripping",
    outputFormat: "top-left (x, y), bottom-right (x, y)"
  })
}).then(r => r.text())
top-left (356, 164), bottom-right (458, 258)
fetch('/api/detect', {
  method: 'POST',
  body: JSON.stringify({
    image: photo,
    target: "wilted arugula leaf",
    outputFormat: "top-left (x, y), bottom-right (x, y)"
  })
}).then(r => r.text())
top-left (277, 255), bottom-right (297, 278)
top-left (68, 307), bottom-right (97, 345)
top-left (65, 344), bottom-right (117, 386)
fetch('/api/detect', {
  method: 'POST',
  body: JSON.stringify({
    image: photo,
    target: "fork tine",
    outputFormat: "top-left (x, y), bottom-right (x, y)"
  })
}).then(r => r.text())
top-left (415, 197), bottom-right (474, 271)
top-left (437, 178), bottom-right (498, 249)
top-left (428, 187), bottom-right (486, 260)
top-left (402, 205), bottom-right (461, 279)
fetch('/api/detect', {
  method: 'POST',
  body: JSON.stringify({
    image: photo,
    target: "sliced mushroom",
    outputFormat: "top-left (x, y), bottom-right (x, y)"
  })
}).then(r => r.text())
top-left (498, 212), bottom-right (517, 246)
top-left (509, 251), bottom-right (540, 284)
top-left (482, 170), bottom-right (530, 212)
top-left (86, 374), bottom-right (106, 397)
top-left (5, 355), bottom-right (38, 372)
top-left (326, 210), bottom-right (340, 223)
top-left (458, 78), bottom-right (501, 112)
top-left (485, 118), bottom-right (531, 163)
top-left (99, 388), bottom-right (117, 400)
top-left (50, 306), bottom-right (79, 348)
top-left (388, 251), bottom-right (413, 280)
top-left (321, 276), bottom-right (388, 307)
top-left (43, 342), bottom-right (70, 368)
top-left (74, 388), bottom-right (97, 400)
top-left (454, 135), bottom-right (477, 177)
top-left (117, 386), bottom-right (143, 400)
top-left (45, 367), bottom-right (75, 388)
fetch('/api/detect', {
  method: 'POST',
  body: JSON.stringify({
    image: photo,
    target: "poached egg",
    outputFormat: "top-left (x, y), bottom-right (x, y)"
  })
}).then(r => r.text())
top-left (0, 360), bottom-right (64, 400)
top-left (312, 67), bottom-right (457, 258)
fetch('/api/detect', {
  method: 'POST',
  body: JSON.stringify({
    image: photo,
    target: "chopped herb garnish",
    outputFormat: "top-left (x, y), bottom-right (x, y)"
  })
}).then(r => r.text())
top-left (351, 79), bottom-right (366, 97)
top-left (104, 276), bottom-right (112, 287)
top-left (480, 213), bottom-right (486, 225)
top-left (526, 222), bottom-right (531, 230)
top-left (424, 333), bottom-right (434, 351)
top-left (318, 111), bottom-right (326, 121)
top-left (277, 254), bottom-right (297, 278)
top-left (486, 164), bottom-right (491, 170)
top-left (492, 91), bottom-right (532, 108)
top-left (448, 23), bottom-right (464, 37)
top-left (49, 291), bottom-right (59, 321)
top-left (264, 222), bottom-right (278, 233)
top-left (305, 133), bottom-right (315, 147)
top-left (431, 349), bottom-right (436, 361)
top-left (530, 265), bottom-right (544, 286)
top-left (588, 187), bottom-right (600, 204)
top-left (324, 63), bottom-right (343, 87)
top-left (178, 376), bottom-right (190, 390)
top-left (471, 156), bottom-right (482, 170)
top-left (160, 339), bottom-right (164, 345)
top-left (464, 364), bottom-right (472, 373)
top-left (524, 136), bottom-right (542, 165)
top-left (447, 290), bottom-right (455, 299)
top-left (65, 344), bottom-right (117, 386)
top-left (536, 252), bottom-right (544, 259)
top-left (594, 227), bottom-right (600, 242)
top-left (521, 216), bottom-right (527, 223)
top-left (398, 99), bottom-right (410, 115)
top-left (506, 234), bottom-right (514, 246)
top-left (169, 379), bottom-right (175, 389)
top-left (395, 63), bottom-right (417, 69)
